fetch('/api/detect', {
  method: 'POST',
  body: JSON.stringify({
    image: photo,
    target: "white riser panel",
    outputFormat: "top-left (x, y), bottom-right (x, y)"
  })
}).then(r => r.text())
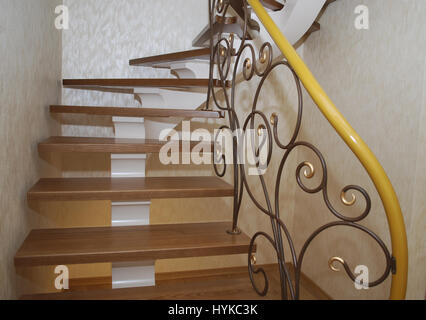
top-left (111, 117), bottom-right (155, 289)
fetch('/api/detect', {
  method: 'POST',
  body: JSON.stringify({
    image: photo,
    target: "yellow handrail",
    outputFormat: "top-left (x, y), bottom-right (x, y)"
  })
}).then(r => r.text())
top-left (247, 0), bottom-right (408, 299)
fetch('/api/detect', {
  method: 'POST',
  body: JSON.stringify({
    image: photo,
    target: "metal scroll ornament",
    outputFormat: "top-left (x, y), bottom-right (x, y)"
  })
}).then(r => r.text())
top-left (207, 0), bottom-right (394, 299)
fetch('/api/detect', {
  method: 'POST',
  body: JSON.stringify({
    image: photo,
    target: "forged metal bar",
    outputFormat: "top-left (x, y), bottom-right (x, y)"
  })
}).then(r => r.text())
top-left (206, 0), bottom-right (407, 300)
top-left (247, 0), bottom-right (407, 300)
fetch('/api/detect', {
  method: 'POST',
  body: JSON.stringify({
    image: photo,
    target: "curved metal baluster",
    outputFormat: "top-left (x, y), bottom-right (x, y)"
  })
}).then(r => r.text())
top-left (207, 0), bottom-right (398, 300)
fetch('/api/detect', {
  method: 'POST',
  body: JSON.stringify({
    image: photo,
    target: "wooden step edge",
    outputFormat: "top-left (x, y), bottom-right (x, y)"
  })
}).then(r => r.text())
top-left (14, 222), bottom-right (251, 267)
top-left (27, 176), bottom-right (235, 202)
top-left (50, 105), bottom-right (224, 119)
top-left (260, 0), bottom-right (285, 11)
top-left (38, 136), bottom-right (215, 154)
top-left (20, 264), bottom-right (331, 300)
top-left (62, 78), bottom-right (231, 89)
top-left (129, 48), bottom-right (211, 67)
top-left (215, 15), bottom-right (238, 25)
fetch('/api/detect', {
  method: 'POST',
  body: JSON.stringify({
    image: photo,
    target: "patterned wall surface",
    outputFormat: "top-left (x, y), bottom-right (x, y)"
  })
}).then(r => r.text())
top-left (0, 0), bottom-right (62, 299)
top-left (296, 0), bottom-right (426, 299)
top-left (62, 0), bottom-right (208, 138)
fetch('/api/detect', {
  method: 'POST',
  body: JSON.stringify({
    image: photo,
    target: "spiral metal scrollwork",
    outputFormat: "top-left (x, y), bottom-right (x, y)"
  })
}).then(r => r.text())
top-left (207, 0), bottom-right (393, 299)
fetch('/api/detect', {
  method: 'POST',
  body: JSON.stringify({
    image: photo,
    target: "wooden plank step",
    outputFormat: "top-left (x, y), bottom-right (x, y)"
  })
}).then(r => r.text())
top-left (14, 222), bottom-right (251, 267)
top-left (63, 78), bottom-right (231, 89)
top-left (38, 137), bottom-right (213, 154)
top-left (260, 0), bottom-right (285, 11)
top-left (20, 264), bottom-right (331, 300)
top-left (129, 48), bottom-right (211, 67)
top-left (27, 176), bottom-right (234, 201)
top-left (50, 105), bottom-right (224, 119)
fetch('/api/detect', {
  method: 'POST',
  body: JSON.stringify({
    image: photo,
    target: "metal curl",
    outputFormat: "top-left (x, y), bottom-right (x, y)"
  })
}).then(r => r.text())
top-left (296, 221), bottom-right (393, 298)
top-left (214, 38), bottom-right (233, 80)
top-left (216, 0), bottom-right (225, 13)
top-left (239, 42), bottom-right (274, 81)
top-left (213, 125), bottom-right (231, 177)
top-left (268, 63), bottom-right (304, 149)
top-left (255, 43), bottom-right (273, 76)
top-left (241, 44), bottom-right (257, 81)
top-left (292, 143), bottom-right (326, 194)
top-left (341, 190), bottom-right (356, 206)
top-left (249, 230), bottom-right (297, 299)
top-left (327, 256), bottom-right (384, 289)
top-left (248, 232), bottom-right (274, 296)
top-left (206, 0), bottom-right (391, 300)
top-left (242, 110), bottom-right (273, 172)
top-left (301, 162), bottom-right (315, 179)
top-left (323, 184), bottom-right (372, 223)
top-left (291, 142), bottom-right (372, 222)
top-left (329, 256), bottom-right (346, 272)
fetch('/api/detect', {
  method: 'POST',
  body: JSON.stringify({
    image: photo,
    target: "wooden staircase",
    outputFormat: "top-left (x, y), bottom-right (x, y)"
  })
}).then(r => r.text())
top-left (15, 40), bottom-right (255, 299)
top-left (14, 0), bottom-right (334, 300)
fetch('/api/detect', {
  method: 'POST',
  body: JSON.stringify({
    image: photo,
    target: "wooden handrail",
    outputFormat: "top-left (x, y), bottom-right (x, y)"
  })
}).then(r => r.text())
top-left (247, 0), bottom-right (408, 300)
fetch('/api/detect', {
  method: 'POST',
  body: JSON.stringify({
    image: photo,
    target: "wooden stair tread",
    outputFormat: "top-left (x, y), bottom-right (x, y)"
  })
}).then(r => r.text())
top-left (38, 136), bottom-right (213, 154)
top-left (63, 78), bottom-right (230, 89)
top-left (129, 48), bottom-right (211, 67)
top-left (21, 264), bottom-right (331, 300)
top-left (50, 105), bottom-right (224, 119)
top-left (14, 222), bottom-right (251, 267)
top-left (27, 176), bottom-right (234, 201)
top-left (260, 0), bottom-right (284, 11)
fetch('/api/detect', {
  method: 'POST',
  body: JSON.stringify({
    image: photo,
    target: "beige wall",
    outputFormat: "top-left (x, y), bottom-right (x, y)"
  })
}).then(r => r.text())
top-left (294, 0), bottom-right (426, 299)
top-left (209, 0), bottom-right (425, 300)
top-left (0, 0), bottom-right (62, 299)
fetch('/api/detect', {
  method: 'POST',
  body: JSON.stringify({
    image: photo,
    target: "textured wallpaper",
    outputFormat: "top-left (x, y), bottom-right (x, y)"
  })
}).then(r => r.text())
top-left (59, 0), bottom-right (250, 277)
top-left (0, 0), bottom-right (62, 299)
top-left (297, 0), bottom-right (426, 299)
top-left (62, 0), bottom-right (208, 138)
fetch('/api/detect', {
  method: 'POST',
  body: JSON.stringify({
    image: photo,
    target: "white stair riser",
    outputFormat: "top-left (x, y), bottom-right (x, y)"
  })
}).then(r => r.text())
top-left (170, 62), bottom-right (210, 79)
top-left (111, 117), bottom-right (155, 289)
top-left (134, 88), bottom-right (207, 110)
top-left (111, 201), bottom-right (151, 226)
top-left (112, 262), bottom-right (155, 289)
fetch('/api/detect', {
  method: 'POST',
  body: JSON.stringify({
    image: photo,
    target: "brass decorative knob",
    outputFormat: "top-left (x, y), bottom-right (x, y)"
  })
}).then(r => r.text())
top-left (302, 161), bottom-right (315, 179)
top-left (250, 254), bottom-right (257, 265)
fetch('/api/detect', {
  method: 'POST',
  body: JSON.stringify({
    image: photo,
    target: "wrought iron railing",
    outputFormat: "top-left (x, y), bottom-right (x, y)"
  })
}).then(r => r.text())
top-left (206, 0), bottom-right (408, 300)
